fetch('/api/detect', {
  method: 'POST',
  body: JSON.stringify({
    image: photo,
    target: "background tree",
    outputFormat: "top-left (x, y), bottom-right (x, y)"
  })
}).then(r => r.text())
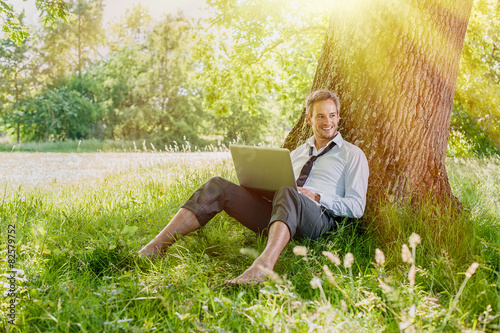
top-left (0, 13), bottom-right (35, 141)
top-left (11, 85), bottom-right (98, 141)
top-left (284, 0), bottom-right (474, 208)
top-left (1, 0), bottom-right (104, 141)
top-left (86, 7), bottom-right (205, 146)
top-left (451, 0), bottom-right (500, 156)
top-left (3, 0), bottom-right (499, 156)
top-left (142, 14), bottom-right (204, 146)
top-left (39, 0), bottom-right (103, 83)
top-left (1, 0), bottom-right (70, 44)
top-left (198, 0), bottom-right (332, 143)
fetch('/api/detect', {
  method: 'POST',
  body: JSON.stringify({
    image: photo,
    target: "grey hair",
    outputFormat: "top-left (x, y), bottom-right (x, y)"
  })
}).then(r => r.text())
top-left (305, 90), bottom-right (340, 117)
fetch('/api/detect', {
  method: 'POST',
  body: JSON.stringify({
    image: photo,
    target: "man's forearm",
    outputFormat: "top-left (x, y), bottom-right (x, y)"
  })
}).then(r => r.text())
top-left (297, 187), bottom-right (321, 203)
top-left (324, 194), bottom-right (366, 218)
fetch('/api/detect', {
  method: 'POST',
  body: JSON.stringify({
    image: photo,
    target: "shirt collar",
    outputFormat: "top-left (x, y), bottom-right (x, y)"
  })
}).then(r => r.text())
top-left (306, 132), bottom-right (344, 151)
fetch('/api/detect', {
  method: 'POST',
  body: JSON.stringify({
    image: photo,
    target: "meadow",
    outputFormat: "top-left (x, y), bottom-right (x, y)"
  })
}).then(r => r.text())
top-left (0, 151), bottom-right (499, 332)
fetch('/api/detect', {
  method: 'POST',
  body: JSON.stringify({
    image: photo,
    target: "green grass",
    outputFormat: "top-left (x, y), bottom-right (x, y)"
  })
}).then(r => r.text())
top-left (1, 155), bottom-right (499, 332)
top-left (0, 139), bottom-right (223, 153)
top-left (0, 139), bottom-right (133, 153)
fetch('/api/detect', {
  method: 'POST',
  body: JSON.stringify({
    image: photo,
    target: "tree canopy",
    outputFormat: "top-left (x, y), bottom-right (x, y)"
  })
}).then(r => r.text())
top-left (0, 0), bottom-right (498, 157)
top-left (1, 0), bottom-right (71, 44)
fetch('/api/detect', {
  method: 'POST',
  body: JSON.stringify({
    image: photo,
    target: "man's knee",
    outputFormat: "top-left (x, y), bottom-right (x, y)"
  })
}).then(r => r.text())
top-left (207, 176), bottom-right (226, 184)
top-left (274, 185), bottom-right (299, 201)
top-left (183, 177), bottom-right (232, 225)
top-left (204, 176), bottom-right (229, 194)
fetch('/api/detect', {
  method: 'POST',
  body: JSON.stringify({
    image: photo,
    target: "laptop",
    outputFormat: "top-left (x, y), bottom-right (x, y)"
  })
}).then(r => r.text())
top-left (229, 145), bottom-right (297, 199)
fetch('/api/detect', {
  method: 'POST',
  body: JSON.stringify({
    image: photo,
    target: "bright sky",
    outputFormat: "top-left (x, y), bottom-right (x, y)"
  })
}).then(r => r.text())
top-left (102, 0), bottom-right (210, 22)
top-left (8, 0), bottom-right (211, 27)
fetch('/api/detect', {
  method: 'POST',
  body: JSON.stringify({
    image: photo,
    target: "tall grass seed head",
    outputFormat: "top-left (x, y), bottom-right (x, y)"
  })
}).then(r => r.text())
top-left (402, 244), bottom-right (413, 264)
top-left (239, 248), bottom-right (259, 259)
top-left (408, 264), bottom-right (416, 287)
top-left (465, 262), bottom-right (480, 278)
top-left (322, 264), bottom-right (334, 282)
top-left (341, 300), bottom-right (348, 312)
top-left (378, 278), bottom-right (393, 294)
top-left (257, 265), bottom-right (283, 284)
top-left (375, 248), bottom-right (385, 266)
top-left (344, 252), bottom-right (354, 268)
top-left (310, 276), bottom-right (322, 289)
top-left (322, 251), bottom-right (341, 265)
top-left (293, 245), bottom-right (308, 257)
top-left (409, 233), bottom-right (421, 248)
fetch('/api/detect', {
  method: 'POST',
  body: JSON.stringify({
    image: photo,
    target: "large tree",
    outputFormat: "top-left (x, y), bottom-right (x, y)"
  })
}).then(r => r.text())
top-left (284, 0), bottom-right (474, 206)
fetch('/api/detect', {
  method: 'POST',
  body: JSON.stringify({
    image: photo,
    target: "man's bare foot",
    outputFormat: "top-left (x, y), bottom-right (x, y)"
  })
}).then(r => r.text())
top-left (137, 244), bottom-right (165, 260)
top-left (224, 263), bottom-right (270, 285)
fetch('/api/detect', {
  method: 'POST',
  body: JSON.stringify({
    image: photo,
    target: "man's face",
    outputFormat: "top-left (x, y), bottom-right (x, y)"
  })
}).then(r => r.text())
top-left (306, 99), bottom-right (339, 143)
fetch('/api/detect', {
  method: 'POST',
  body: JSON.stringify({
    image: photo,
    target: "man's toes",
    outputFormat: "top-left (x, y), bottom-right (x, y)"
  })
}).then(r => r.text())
top-left (224, 269), bottom-right (266, 285)
top-left (224, 278), bottom-right (236, 285)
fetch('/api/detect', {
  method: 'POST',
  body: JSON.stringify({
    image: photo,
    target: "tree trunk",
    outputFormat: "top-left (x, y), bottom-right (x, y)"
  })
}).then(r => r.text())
top-left (284, 0), bottom-right (473, 206)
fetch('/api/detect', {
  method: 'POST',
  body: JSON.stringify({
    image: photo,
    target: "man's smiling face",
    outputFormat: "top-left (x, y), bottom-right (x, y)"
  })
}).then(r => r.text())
top-left (306, 99), bottom-right (339, 148)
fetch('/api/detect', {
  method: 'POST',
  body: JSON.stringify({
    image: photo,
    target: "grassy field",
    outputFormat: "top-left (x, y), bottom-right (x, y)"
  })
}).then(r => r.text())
top-left (0, 139), bottom-right (225, 153)
top-left (1, 154), bottom-right (499, 332)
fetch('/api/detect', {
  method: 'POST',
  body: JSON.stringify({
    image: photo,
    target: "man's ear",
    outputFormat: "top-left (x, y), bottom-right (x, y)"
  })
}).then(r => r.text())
top-left (306, 114), bottom-right (312, 125)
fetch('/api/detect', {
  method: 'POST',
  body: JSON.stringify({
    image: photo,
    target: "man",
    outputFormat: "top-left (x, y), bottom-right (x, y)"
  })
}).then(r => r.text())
top-left (139, 89), bottom-right (369, 285)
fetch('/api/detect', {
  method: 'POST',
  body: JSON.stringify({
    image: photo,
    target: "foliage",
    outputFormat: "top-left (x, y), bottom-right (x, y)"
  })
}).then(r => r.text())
top-left (2, 0), bottom-right (332, 145)
top-left (451, 0), bottom-right (500, 157)
top-left (5, 84), bottom-right (99, 141)
top-left (1, 4), bottom-right (209, 146)
top-left (1, 0), bottom-right (106, 142)
top-left (38, 0), bottom-right (104, 83)
top-left (0, 0), bottom-right (71, 44)
top-left (0, 15), bottom-right (34, 138)
top-left (92, 9), bottom-right (206, 146)
top-left (196, 0), bottom-right (331, 141)
top-left (0, 154), bottom-right (498, 331)
top-left (1, 0), bottom-right (500, 153)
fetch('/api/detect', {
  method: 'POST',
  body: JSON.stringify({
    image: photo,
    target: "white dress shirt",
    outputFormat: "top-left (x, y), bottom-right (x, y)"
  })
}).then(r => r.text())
top-left (290, 133), bottom-right (369, 218)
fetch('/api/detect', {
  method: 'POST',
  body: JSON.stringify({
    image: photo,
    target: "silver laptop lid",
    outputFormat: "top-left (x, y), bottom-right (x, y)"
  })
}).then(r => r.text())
top-left (229, 145), bottom-right (297, 193)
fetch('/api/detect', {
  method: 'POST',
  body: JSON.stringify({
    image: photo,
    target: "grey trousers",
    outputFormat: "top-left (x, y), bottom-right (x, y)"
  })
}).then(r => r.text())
top-left (182, 177), bottom-right (340, 239)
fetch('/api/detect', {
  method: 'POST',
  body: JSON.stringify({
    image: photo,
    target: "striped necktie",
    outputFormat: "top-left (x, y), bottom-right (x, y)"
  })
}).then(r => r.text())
top-left (296, 141), bottom-right (336, 187)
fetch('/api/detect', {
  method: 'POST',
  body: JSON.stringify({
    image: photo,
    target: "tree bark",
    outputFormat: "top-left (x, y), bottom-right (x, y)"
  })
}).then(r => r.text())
top-left (284, 0), bottom-right (473, 206)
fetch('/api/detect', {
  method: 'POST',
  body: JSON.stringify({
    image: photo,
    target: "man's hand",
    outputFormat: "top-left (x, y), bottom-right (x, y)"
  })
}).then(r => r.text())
top-left (297, 187), bottom-right (321, 203)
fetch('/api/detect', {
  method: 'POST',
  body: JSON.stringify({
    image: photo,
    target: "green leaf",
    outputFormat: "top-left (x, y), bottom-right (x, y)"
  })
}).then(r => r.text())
top-left (120, 225), bottom-right (138, 236)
